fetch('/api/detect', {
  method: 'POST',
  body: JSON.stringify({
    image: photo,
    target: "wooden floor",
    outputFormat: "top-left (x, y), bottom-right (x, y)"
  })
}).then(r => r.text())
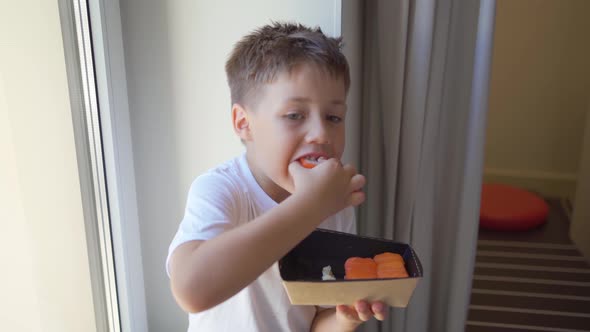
top-left (466, 199), bottom-right (590, 332)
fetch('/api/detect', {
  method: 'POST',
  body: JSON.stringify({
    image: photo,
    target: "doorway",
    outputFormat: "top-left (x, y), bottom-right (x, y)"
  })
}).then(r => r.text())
top-left (467, 1), bottom-right (590, 331)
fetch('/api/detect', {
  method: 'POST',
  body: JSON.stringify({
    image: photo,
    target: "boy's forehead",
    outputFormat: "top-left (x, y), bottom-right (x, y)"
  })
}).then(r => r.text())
top-left (281, 96), bottom-right (346, 105)
top-left (261, 66), bottom-right (347, 98)
top-left (259, 87), bottom-right (347, 109)
top-left (278, 63), bottom-right (341, 82)
top-left (240, 63), bottom-right (346, 110)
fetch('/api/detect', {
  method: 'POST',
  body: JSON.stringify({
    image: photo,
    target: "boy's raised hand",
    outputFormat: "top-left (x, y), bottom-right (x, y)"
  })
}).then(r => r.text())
top-left (288, 158), bottom-right (366, 219)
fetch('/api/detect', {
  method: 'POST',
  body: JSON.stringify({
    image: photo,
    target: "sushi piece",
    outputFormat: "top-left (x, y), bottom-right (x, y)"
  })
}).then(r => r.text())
top-left (341, 252), bottom-right (408, 280)
top-left (374, 252), bottom-right (408, 278)
top-left (374, 252), bottom-right (404, 265)
top-left (344, 257), bottom-right (377, 280)
top-left (299, 157), bottom-right (318, 169)
top-left (298, 156), bottom-right (329, 169)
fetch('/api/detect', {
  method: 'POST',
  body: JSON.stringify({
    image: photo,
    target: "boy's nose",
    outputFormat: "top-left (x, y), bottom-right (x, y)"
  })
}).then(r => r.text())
top-left (305, 120), bottom-right (331, 145)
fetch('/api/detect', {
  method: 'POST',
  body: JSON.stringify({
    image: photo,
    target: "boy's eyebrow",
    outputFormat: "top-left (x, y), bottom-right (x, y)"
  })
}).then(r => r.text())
top-left (284, 97), bottom-right (346, 105)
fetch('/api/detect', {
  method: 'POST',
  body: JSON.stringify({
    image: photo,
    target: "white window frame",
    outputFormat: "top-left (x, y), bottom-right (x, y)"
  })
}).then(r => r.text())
top-left (59, 0), bottom-right (148, 331)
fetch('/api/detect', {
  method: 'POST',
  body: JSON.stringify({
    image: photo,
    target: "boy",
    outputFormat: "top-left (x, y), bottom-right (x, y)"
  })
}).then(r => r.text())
top-left (167, 22), bottom-right (387, 331)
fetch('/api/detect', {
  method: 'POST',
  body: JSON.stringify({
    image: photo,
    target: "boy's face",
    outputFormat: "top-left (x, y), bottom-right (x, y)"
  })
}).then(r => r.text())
top-left (234, 63), bottom-right (347, 202)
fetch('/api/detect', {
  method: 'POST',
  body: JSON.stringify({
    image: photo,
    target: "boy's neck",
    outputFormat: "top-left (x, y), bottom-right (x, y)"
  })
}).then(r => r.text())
top-left (245, 153), bottom-right (291, 203)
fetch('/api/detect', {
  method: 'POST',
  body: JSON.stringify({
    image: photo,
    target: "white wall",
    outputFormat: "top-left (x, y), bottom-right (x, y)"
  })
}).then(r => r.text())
top-left (484, 0), bottom-right (590, 198)
top-left (119, 0), bottom-right (342, 330)
top-left (0, 1), bottom-right (97, 331)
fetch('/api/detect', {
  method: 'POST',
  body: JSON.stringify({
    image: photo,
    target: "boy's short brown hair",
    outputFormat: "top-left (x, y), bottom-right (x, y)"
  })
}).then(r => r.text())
top-left (225, 22), bottom-right (350, 107)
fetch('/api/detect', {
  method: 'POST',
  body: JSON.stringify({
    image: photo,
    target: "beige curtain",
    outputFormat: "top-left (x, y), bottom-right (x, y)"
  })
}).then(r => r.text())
top-left (343, 1), bottom-right (496, 331)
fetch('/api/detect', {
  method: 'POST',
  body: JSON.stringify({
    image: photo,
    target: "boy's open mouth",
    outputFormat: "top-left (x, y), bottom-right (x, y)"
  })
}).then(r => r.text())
top-left (299, 155), bottom-right (328, 169)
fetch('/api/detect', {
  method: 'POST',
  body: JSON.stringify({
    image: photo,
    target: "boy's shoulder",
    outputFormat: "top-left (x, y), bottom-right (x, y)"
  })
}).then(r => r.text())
top-left (190, 154), bottom-right (249, 194)
top-left (203, 155), bottom-right (242, 177)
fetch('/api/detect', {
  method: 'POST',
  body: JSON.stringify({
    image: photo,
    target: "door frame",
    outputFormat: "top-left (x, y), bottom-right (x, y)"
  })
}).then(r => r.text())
top-left (571, 106), bottom-right (590, 262)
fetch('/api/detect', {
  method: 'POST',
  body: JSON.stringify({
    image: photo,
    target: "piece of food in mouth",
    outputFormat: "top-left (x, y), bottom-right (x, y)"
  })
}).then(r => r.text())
top-left (298, 156), bottom-right (327, 169)
top-left (344, 257), bottom-right (378, 279)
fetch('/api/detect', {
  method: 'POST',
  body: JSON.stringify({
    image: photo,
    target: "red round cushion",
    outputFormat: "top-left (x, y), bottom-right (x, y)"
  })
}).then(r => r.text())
top-left (479, 184), bottom-right (549, 231)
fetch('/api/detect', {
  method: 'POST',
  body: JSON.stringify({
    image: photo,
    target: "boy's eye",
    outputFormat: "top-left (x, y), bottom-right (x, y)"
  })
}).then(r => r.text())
top-left (327, 115), bottom-right (343, 123)
top-left (286, 113), bottom-right (304, 120)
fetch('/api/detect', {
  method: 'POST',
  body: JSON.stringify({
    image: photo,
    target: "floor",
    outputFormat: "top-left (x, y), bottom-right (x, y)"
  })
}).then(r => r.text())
top-left (466, 198), bottom-right (590, 332)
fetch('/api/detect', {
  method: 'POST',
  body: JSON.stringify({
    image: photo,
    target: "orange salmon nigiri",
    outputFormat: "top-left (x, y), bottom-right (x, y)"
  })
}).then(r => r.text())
top-left (344, 257), bottom-right (377, 280)
top-left (374, 252), bottom-right (404, 265)
top-left (374, 252), bottom-right (408, 279)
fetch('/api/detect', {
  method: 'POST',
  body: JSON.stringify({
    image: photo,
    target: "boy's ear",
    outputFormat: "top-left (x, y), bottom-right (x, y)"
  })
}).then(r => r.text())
top-left (231, 103), bottom-right (252, 141)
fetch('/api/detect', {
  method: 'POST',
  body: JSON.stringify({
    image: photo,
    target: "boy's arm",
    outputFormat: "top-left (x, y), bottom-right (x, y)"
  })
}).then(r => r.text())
top-left (169, 159), bottom-right (365, 313)
top-left (170, 192), bottom-right (328, 312)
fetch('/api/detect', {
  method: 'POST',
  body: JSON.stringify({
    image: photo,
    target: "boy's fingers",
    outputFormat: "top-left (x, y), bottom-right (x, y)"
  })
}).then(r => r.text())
top-left (349, 191), bottom-right (366, 207)
top-left (371, 301), bottom-right (387, 321)
top-left (336, 305), bottom-right (359, 321)
top-left (354, 300), bottom-right (373, 321)
top-left (343, 163), bottom-right (356, 175)
top-left (350, 174), bottom-right (366, 191)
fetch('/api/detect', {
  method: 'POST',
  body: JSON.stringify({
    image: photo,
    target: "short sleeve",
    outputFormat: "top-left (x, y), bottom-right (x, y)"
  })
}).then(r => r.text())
top-left (341, 206), bottom-right (357, 235)
top-left (317, 206), bottom-right (357, 235)
top-left (166, 172), bottom-right (240, 276)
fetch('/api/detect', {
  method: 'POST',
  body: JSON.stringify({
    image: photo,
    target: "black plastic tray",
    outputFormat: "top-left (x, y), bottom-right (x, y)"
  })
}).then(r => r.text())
top-left (279, 229), bottom-right (423, 281)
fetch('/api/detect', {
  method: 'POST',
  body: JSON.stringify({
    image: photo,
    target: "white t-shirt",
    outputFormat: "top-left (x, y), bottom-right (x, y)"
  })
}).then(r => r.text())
top-left (166, 154), bottom-right (356, 332)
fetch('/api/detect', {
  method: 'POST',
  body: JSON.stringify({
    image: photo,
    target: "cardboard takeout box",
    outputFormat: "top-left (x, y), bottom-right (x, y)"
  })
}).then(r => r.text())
top-left (279, 229), bottom-right (423, 307)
